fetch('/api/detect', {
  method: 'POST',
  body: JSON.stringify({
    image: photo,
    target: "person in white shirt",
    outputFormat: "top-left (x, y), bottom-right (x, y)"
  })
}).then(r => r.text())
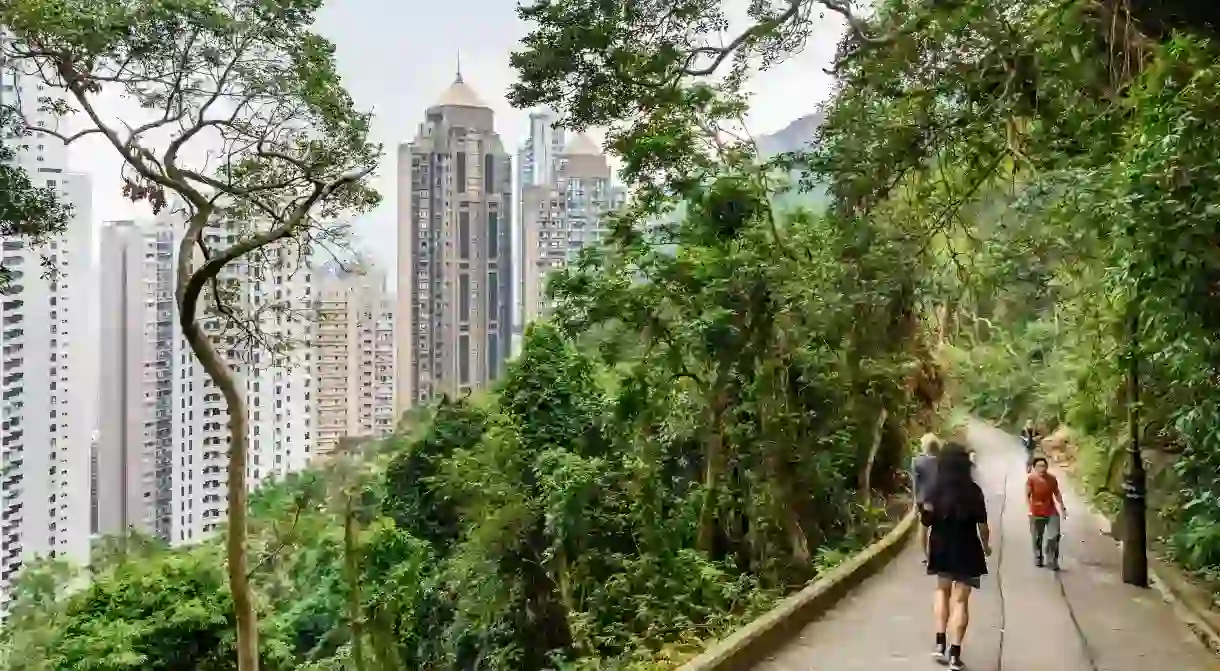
top-left (912, 433), bottom-right (942, 562)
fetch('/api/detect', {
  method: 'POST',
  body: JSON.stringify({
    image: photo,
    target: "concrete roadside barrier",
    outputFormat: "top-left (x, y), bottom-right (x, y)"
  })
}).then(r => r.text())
top-left (679, 506), bottom-right (919, 671)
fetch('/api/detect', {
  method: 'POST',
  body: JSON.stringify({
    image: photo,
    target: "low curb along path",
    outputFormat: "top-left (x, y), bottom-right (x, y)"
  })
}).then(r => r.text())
top-left (750, 421), bottom-right (1217, 671)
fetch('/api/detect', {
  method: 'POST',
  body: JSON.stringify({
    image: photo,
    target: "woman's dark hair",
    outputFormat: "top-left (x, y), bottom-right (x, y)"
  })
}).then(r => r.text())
top-left (1031, 456), bottom-right (1048, 467)
top-left (927, 442), bottom-right (979, 520)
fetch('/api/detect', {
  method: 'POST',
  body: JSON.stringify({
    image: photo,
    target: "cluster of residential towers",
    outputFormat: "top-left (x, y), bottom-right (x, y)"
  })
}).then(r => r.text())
top-left (0, 66), bottom-right (623, 607)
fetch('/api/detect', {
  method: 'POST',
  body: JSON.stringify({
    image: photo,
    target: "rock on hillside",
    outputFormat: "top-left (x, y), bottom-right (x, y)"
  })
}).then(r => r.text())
top-left (756, 112), bottom-right (828, 212)
top-left (756, 112), bottom-right (824, 157)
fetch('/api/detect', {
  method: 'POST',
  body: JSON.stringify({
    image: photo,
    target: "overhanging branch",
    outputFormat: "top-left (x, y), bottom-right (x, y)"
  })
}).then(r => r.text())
top-left (681, 0), bottom-right (900, 78)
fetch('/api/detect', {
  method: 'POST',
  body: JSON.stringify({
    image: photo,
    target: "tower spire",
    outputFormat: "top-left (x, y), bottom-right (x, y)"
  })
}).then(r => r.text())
top-left (455, 50), bottom-right (463, 83)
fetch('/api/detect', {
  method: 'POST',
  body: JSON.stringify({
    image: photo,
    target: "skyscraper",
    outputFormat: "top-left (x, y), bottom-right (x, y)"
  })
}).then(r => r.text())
top-left (521, 133), bottom-right (625, 324)
top-left (517, 110), bottom-right (566, 189)
top-left (96, 217), bottom-right (176, 543)
top-left (313, 260), bottom-right (396, 456)
top-left (95, 214), bottom-right (316, 546)
top-left (514, 111), bottom-right (565, 354)
top-left (396, 69), bottom-right (513, 410)
top-left (0, 62), bottom-right (96, 605)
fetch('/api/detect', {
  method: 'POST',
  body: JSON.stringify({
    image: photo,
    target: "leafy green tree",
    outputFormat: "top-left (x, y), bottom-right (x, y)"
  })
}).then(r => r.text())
top-left (382, 397), bottom-right (487, 549)
top-left (0, 108), bottom-right (70, 287)
top-left (1, 544), bottom-right (298, 671)
top-left (0, 2), bottom-right (380, 668)
top-left (751, 0), bottom-right (1220, 579)
top-left (435, 325), bottom-right (608, 666)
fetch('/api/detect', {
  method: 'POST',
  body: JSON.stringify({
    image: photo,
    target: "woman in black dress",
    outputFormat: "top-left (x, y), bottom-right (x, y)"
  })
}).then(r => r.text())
top-left (921, 442), bottom-right (991, 670)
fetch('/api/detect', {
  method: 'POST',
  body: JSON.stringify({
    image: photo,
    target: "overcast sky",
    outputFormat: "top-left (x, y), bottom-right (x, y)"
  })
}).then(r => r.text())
top-left (68, 0), bottom-right (847, 270)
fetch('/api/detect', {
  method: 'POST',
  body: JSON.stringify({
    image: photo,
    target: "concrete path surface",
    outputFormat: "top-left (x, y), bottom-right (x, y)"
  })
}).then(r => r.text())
top-left (752, 422), bottom-right (1218, 671)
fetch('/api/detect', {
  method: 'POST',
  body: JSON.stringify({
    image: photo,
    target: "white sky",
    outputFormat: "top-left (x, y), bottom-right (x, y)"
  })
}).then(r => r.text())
top-left (67, 0), bottom-right (848, 270)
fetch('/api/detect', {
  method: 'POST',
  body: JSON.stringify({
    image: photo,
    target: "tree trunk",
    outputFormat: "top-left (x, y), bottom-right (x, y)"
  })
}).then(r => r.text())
top-left (759, 383), bottom-right (810, 564)
top-left (177, 215), bottom-right (259, 671)
top-left (771, 454), bottom-right (811, 564)
top-left (180, 317), bottom-right (259, 671)
top-left (521, 521), bottom-right (573, 667)
top-left (860, 407), bottom-right (889, 505)
top-left (344, 501), bottom-right (367, 671)
top-left (557, 547), bottom-right (585, 655)
top-left (938, 301), bottom-right (957, 344)
top-left (697, 389), bottom-right (728, 553)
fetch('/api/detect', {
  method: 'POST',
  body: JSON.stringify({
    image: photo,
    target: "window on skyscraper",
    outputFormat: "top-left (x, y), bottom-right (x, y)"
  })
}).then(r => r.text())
top-left (458, 211), bottom-right (470, 259)
top-left (487, 212), bottom-right (498, 258)
top-left (459, 274), bottom-right (470, 322)
top-left (458, 335), bottom-right (470, 385)
top-left (488, 272), bottom-right (498, 319)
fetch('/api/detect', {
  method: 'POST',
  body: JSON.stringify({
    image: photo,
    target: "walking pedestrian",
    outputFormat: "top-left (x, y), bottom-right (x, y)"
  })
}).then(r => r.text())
top-left (1021, 420), bottom-right (1039, 471)
top-left (923, 442), bottom-right (991, 670)
top-left (912, 432), bottom-right (941, 563)
top-left (1026, 456), bottom-right (1067, 570)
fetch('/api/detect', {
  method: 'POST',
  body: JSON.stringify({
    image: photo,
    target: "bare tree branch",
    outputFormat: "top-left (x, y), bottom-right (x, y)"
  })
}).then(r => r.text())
top-left (682, 0), bottom-right (898, 78)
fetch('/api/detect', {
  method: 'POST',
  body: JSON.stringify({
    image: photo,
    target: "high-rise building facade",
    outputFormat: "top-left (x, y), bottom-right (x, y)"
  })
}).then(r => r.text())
top-left (95, 214), bottom-right (316, 546)
top-left (396, 70), bottom-right (513, 410)
top-left (0, 62), bottom-right (96, 605)
top-left (97, 218), bottom-right (176, 543)
top-left (514, 111), bottom-right (565, 354)
top-left (521, 133), bottom-right (626, 324)
top-left (313, 261), bottom-right (395, 456)
top-left (517, 110), bottom-right (566, 190)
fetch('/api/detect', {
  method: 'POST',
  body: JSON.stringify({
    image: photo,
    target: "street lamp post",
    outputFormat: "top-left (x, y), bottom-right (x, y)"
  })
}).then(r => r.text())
top-left (1122, 308), bottom-right (1149, 587)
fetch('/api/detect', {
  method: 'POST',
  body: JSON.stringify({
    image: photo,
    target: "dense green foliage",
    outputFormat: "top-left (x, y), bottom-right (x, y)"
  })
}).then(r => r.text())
top-left (805, 0), bottom-right (1220, 585)
top-left (2, 313), bottom-right (934, 670)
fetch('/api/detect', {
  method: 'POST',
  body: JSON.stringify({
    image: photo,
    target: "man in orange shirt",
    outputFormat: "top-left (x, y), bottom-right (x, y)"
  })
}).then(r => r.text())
top-left (1027, 457), bottom-right (1068, 570)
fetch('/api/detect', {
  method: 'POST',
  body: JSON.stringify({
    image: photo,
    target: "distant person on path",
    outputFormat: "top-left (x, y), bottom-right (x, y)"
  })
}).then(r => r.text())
top-left (912, 432), bottom-right (941, 563)
top-left (1026, 457), bottom-right (1067, 570)
top-left (922, 442), bottom-right (991, 670)
top-left (1021, 419), bottom-right (1039, 470)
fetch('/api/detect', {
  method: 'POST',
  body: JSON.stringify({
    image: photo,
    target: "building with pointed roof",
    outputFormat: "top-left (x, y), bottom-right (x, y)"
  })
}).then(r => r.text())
top-left (431, 69), bottom-right (490, 110)
top-left (396, 69), bottom-right (514, 411)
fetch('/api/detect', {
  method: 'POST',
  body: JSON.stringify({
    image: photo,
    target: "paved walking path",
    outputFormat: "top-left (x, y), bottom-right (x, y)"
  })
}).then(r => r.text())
top-left (753, 422), bottom-right (1217, 670)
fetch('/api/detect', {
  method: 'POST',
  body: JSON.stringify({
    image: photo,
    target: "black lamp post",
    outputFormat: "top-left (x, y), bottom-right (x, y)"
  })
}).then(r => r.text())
top-left (1121, 308), bottom-right (1149, 587)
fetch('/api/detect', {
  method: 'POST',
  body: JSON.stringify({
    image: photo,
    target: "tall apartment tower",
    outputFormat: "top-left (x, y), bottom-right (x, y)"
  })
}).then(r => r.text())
top-left (521, 133), bottom-right (626, 323)
top-left (313, 261), bottom-right (396, 456)
top-left (97, 218), bottom-right (176, 543)
top-left (95, 214), bottom-right (316, 546)
top-left (396, 70), bottom-right (513, 410)
top-left (517, 110), bottom-right (566, 190)
top-left (0, 63), bottom-right (96, 605)
top-left (514, 111), bottom-right (565, 354)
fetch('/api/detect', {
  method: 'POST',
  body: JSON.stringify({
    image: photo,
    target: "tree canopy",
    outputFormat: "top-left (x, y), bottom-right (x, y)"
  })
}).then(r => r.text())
top-left (0, 108), bottom-right (71, 287)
